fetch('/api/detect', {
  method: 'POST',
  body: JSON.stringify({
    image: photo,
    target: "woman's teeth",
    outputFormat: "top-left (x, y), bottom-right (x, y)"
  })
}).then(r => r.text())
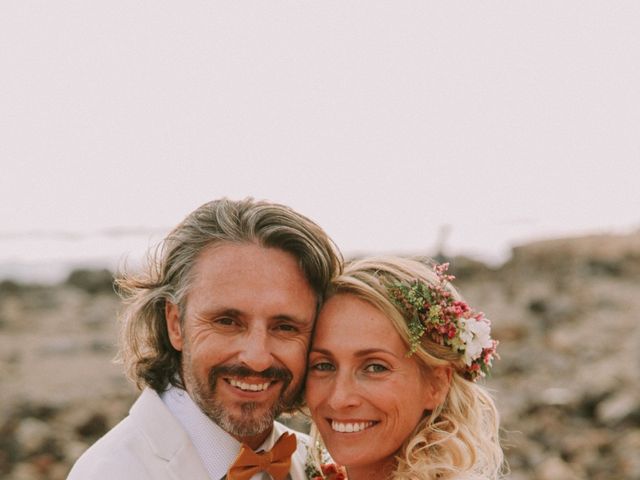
top-left (331, 420), bottom-right (375, 433)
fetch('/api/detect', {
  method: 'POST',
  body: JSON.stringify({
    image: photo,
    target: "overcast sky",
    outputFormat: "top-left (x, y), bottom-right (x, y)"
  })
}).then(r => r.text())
top-left (1, 2), bottom-right (639, 270)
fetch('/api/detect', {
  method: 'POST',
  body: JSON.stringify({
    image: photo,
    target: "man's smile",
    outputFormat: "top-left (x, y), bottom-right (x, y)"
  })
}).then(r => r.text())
top-left (226, 378), bottom-right (275, 392)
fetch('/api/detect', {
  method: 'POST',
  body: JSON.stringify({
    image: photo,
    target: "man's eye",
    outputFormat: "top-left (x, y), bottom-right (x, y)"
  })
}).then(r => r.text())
top-left (364, 363), bottom-right (388, 373)
top-left (215, 317), bottom-right (237, 326)
top-left (311, 362), bottom-right (335, 372)
top-left (275, 323), bottom-right (298, 333)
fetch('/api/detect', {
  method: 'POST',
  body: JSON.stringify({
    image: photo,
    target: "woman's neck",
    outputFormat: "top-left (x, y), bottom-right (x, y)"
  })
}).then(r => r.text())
top-left (346, 459), bottom-right (397, 480)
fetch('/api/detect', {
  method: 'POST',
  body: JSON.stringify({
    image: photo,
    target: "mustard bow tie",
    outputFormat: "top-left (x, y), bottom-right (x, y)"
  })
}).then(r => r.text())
top-left (227, 432), bottom-right (297, 480)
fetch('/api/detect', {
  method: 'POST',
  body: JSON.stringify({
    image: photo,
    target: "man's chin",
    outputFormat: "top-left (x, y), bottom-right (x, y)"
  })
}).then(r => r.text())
top-left (190, 379), bottom-right (298, 436)
top-left (216, 406), bottom-right (276, 437)
top-left (194, 394), bottom-right (278, 434)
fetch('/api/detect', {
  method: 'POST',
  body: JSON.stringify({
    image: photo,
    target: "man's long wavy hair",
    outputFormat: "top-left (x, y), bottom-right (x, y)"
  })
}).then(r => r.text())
top-left (116, 198), bottom-right (342, 399)
top-left (324, 256), bottom-right (505, 479)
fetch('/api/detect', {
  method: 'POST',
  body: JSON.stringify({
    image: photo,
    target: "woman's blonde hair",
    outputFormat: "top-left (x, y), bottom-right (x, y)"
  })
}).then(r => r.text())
top-left (326, 256), bottom-right (505, 479)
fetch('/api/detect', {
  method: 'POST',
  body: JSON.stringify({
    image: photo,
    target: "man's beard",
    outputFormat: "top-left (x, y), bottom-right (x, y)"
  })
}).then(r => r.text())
top-left (187, 364), bottom-right (297, 437)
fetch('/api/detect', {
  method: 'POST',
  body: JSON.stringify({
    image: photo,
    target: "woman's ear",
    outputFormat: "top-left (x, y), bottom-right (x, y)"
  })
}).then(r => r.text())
top-left (421, 366), bottom-right (453, 411)
top-left (165, 301), bottom-right (184, 351)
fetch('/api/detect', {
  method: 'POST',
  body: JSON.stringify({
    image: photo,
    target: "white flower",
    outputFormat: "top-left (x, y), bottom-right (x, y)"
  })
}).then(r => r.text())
top-left (459, 317), bottom-right (493, 366)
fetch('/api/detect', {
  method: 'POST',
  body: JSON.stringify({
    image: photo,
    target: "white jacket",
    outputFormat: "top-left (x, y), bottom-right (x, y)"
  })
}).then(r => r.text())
top-left (67, 388), bottom-right (311, 480)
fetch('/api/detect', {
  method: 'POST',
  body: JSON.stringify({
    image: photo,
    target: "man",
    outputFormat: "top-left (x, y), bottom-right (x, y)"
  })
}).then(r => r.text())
top-left (67, 198), bottom-right (342, 480)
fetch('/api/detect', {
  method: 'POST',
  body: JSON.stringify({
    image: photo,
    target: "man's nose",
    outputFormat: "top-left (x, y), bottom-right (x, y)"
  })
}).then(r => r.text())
top-left (237, 324), bottom-right (274, 372)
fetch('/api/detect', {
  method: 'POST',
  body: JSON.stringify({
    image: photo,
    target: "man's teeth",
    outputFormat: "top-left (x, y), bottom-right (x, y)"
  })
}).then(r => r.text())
top-left (331, 420), bottom-right (374, 433)
top-left (228, 379), bottom-right (271, 392)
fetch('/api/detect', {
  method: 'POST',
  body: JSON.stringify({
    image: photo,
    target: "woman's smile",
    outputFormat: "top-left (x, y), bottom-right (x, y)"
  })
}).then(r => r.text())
top-left (328, 419), bottom-right (378, 433)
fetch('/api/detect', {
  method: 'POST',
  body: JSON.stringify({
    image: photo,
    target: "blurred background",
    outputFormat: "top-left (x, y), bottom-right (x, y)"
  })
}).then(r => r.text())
top-left (1, 2), bottom-right (639, 479)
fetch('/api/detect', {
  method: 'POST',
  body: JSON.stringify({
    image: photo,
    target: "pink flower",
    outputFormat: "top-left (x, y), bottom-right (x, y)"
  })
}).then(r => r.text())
top-left (320, 463), bottom-right (348, 480)
top-left (451, 301), bottom-right (470, 316)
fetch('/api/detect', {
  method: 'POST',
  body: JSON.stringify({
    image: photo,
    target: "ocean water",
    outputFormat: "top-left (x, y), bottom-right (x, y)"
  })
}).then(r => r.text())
top-left (0, 230), bottom-right (167, 283)
top-left (0, 231), bottom-right (502, 284)
top-left (2, 223), bottom-right (636, 284)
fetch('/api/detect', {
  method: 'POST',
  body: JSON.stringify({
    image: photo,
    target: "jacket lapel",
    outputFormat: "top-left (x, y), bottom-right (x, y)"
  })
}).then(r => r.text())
top-left (132, 388), bottom-right (210, 480)
top-left (165, 445), bottom-right (212, 480)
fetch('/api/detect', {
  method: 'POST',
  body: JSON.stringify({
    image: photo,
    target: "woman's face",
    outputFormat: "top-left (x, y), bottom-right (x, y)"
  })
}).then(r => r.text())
top-left (305, 294), bottom-right (447, 475)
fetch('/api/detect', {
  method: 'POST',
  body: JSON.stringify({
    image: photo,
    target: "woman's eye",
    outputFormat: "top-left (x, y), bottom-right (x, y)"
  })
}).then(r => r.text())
top-left (364, 363), bottom-right (388, 373)
top-left (311, 362), bottom-right (335, 372)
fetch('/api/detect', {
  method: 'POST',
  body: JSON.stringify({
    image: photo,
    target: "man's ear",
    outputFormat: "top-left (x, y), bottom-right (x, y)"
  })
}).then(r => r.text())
top-left (421, 366), bottom-right (453, 411)
top-left (165, 301), bottom-right (184, 351)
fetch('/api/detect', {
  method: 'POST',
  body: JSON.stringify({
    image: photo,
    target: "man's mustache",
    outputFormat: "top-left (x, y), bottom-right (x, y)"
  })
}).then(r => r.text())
top-left (208, 364), bottom-right (293, 386)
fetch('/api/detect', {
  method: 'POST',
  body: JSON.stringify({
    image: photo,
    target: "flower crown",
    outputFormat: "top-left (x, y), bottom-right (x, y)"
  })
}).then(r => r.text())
top-left (386, 263), bottom-right (498, 381)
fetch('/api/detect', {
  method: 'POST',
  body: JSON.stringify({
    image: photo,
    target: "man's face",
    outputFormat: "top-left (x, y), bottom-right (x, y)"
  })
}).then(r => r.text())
top-left (166, 242), bottom-right (317, 447)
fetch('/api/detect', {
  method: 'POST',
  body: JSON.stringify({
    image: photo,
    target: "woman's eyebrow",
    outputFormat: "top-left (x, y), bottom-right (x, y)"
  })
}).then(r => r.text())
top-left (309, 347), bottom-right (396, 357)
top-left (309, 347), bottom-right (333, 355)
top-left (354, 348), bottom-right (396, 358)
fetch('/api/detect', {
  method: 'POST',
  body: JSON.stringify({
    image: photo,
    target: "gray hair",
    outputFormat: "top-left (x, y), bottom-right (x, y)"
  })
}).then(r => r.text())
top-left (116, 198), bottom-right (342, 393)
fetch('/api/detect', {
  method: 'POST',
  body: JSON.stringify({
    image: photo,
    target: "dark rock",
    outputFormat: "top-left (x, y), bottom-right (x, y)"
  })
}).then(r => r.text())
top-left (527, 298), bottom-right (547, 314)
top-left (526, 294), bottom-right (579, 329)
top-left (587, 258), bottom-right (623, 276)
top-left (16, 404), bottom-right (58, 422)
top-left (447, 255), bottom-right (495, 281)
top-left (75, 413), bottom-right (108, 439)
top-left (65, 269), bottom-right (115, 295)
top-left (0, 280), bottom-right (24, 295)
top-left (0, 417), bottom-right (19, 475)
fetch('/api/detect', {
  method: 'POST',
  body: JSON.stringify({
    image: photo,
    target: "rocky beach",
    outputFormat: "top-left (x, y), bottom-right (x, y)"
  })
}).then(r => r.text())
top-left (1, 232), bottom-right (639, 479)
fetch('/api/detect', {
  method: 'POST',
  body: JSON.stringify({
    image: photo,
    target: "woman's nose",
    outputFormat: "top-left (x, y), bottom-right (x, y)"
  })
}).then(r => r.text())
top-left (327, 373), bottom-right (362, 410)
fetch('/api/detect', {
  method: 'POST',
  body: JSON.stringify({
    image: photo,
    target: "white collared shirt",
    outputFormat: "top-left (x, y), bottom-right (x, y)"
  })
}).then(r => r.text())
top-left (161, 386), bottom-right (308, 480)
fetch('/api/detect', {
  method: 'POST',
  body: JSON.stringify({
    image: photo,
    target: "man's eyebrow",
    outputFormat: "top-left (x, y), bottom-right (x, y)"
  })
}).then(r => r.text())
top-left (272, 314), bottom-right (312, 323)
top-left (198, 308), bottom-right (312, 325)
top-left (197, 307), bottom-right (243, 318)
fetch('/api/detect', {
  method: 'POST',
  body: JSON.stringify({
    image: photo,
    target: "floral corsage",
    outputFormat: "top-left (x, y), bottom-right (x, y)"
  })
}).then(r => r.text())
top-left (304, 438), bottom-right (347, 480)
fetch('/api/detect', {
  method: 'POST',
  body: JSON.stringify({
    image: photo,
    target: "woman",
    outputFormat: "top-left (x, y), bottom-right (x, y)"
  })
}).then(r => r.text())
top-left (305, 257), bottom-right (504, 480)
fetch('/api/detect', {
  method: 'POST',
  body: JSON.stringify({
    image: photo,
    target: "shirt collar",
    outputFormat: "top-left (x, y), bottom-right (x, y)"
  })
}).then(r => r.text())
top-left (161, 386), bottom-right (281, 480)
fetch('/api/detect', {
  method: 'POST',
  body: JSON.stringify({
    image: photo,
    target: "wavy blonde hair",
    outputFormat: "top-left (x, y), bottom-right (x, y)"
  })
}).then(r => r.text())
top-left (324, 256), bottom-right (505, 479)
